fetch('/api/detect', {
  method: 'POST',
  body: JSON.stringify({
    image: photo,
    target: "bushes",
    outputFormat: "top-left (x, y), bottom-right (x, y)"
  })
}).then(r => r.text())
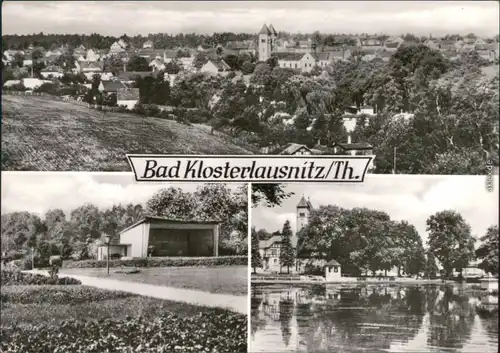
top-left (0, 311), bottom-right (247, 353)
top-left (1, 270), bottom-right (81, 286)
top-left (1, 285), bottom-right (134, 305)
top-left (62, 255), bottom-right (248, 269)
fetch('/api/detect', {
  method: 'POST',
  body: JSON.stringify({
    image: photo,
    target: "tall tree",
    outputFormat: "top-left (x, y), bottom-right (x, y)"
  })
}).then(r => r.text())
top-left (426, 210), bottom-right (475, 279)
top-left (425, 250), bottom-right (439, 279)
top-left (475, 225), bottom-right (499, 275)
top-left (251, 184), bottom-right (293, 207)
top-left (280, 220), bottom-right (295, 274)
top-left (251, 227), bottom-right (262, 273)
top-left (126, 56), bottom-right (150, 72)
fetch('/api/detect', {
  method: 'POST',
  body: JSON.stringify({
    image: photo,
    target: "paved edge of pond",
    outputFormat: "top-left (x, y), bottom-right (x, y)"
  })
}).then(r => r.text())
top-left (251, 279), bottom-right (444, 285)
top-left (23, 270), bottom-right (248, 315)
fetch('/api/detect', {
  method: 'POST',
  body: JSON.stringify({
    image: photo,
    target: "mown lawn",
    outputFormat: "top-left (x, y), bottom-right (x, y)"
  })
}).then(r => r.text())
top-left (1, 285), bottom-right (247, 352)
top-left (61, 266), bottom-right (248, 296)
top-left (1, 95), bottom-right (252, 171)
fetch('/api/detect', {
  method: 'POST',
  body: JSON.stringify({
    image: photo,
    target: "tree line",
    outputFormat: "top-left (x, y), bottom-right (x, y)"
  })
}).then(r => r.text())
top-left (2, 32), bottom-right (256, 51)
top-left (1, 184), bottom-right (248, 267)
top-left (252, 204), bottom-right (498, 278)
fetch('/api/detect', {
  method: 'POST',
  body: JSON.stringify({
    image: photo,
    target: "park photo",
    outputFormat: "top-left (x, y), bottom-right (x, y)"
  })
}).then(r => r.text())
top-left (0, 173), bottom-right (248, 353)
top-left (250, 177), bottom-right (498, 352)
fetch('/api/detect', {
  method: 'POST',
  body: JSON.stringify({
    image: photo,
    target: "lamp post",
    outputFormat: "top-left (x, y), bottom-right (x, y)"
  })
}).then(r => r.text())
top-left (104, 234), bottom-right (111, 275)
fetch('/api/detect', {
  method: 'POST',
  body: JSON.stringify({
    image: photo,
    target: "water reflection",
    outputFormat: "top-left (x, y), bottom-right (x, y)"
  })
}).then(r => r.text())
top-left (250, 284), bottom-right (498, 353)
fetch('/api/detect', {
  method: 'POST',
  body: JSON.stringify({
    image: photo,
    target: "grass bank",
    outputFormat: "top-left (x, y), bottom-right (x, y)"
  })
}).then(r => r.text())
top-left (1, 95), bottom-right (252, 171)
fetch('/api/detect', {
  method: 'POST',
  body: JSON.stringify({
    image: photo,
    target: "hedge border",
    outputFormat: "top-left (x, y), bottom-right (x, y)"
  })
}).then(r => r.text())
top-left (62, 255), bottom-right (247, 268)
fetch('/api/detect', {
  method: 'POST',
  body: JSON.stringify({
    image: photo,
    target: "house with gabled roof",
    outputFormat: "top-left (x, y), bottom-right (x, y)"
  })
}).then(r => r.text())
top-left (200, 59), bottom-right (231, 74)
top-left (275, 52), bottom-right (316, 73)
top-left (279, 143), bottom-right (313, 156)
top-left (313, 52), bottom-right (331, 68)
top-left (149, 58), bottom-right (165, 72)
top-left (40, 65), bottom-right (64, 79)
top-left (98, 80), bottom-right (128, 95)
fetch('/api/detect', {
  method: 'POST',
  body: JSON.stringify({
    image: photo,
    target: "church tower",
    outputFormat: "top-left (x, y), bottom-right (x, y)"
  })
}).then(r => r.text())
top-left (296, 195), bottom-right (312, 233)
top-left (258, 24), bottom-right (272, 62)
top-left (268, 24), bottom-right (278, 53)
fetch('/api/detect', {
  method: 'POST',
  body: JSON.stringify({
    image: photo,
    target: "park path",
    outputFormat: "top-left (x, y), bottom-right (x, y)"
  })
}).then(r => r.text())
top-left (24, 269), bottom-right (247, 315)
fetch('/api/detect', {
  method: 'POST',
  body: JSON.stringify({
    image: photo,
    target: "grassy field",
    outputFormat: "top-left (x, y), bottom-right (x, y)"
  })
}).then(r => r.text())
top-left (61, 266), bottom-right (248, 296)
top-left (1, 95), bottom-right (252, 171)
top-left (1, 285), bottom-right (247, 352)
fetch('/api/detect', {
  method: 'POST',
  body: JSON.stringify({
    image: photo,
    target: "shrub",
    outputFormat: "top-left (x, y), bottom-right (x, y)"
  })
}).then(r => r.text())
top-left (116, 105), bottom-right (128, 113)
top-left (62, 255), bottom-right (248, 269)
top-left (144, 104), bottom-right (161, 117)
top-left (0, 312), bottom-right (246, 353)
top-left (185, 109), bottom-right (212, 124)
top-left (0, 285), bottom-right (134, 305)
top-left (1, 270), bottom-right (81, 286)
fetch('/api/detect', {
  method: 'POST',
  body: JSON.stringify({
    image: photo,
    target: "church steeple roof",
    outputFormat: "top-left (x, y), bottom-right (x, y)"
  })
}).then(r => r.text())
top-left (268, 24), bottom-right (278, 36)
top-left (297, 195), bottom-right (312, 209)
top-left (259, 24), bottom-right (271, 35)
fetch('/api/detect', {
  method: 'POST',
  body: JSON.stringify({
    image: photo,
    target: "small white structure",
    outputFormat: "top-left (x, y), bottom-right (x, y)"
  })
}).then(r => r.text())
top-left (3, 80), bottom-right (22, 87)
top-left (325, 260), bottom-right (342, 281)
top-left (97, 244), bottom-right (129, 260)
top-left (117, 87), bottom-right (139, 110)
top-left (23, 78), bottom-right (51, 90)
top-left (480, 273), bottom-right (499, 292)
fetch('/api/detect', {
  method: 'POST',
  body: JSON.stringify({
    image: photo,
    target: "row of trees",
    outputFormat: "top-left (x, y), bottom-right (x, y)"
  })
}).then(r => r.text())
top-left (1, 184), bottom-right (248, 266)
top-left (2, 32), bottom-right (255, 51)
top-left (251, 186), bottom-right (498, 278)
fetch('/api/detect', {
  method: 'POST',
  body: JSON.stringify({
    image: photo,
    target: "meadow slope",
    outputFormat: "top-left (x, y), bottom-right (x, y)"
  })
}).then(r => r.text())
top-left (1, 95), bottom-right (252, 171)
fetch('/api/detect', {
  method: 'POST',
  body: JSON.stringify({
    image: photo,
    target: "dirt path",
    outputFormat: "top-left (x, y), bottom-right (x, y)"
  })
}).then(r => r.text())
top-left (24, 270), bottom-right (247, 315)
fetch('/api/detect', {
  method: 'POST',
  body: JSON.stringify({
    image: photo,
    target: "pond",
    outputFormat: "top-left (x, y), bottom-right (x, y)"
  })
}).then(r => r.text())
top-left (250, 284), bottom-right (498, 353)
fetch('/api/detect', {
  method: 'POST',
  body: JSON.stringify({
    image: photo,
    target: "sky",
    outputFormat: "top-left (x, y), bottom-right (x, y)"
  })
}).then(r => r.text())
top-left (0, 172), bottom-right (243, 217)
top-left (2, 1), bottom-right (499, 37)
top-left (252, 175), bottom-right (499, 246)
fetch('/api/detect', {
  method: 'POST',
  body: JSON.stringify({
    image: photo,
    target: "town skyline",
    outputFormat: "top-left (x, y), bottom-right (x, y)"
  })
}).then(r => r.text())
top-left (252, 176), bottom-right (499, 246)
top-left (2, 1), bottom-right (499, 37)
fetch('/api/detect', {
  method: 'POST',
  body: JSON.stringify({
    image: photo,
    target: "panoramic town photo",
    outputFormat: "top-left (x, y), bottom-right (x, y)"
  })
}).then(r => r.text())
top-left (1, 1), bottom-right (499, 173)
top-left (250, 177), bottom-right (498, 352)
top-left (1, 173), bottom-right (248, 352)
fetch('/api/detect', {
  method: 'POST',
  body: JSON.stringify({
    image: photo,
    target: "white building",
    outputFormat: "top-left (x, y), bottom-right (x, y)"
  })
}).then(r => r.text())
top-left (200, 59), bottom-right (231, 74)
top-left (276, 52), bottom-right (317, 73)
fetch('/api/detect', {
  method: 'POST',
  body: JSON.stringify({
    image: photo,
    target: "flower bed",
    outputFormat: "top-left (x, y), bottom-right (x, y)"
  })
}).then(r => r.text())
top-left (62, 255), bottom-right (247, 269)
top-left (1, 311), bottom-right (247, 353)
top-left (1, 270), bottom-right (81, 286)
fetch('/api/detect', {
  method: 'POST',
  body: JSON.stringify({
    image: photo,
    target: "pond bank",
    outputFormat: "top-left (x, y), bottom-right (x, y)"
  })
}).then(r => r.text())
top-left (252, 279), bottom-right (447, 285)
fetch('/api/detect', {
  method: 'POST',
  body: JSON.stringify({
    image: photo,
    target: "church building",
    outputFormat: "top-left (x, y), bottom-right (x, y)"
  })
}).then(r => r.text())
top-left (258, 195), bottom-right (312, 273)
top-left (258, 23), bottom-right (278, 62)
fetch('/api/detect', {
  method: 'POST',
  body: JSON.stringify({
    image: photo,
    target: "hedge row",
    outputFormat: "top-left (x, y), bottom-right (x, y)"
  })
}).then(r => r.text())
top-left (1, 285), bottom-right (135, 305)
top-left (0, 312), bottom-right (247, 353)
top-left (1, 270), bottom-right (81, 286)
top-left (62, 256), bottom-right (248, 269)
